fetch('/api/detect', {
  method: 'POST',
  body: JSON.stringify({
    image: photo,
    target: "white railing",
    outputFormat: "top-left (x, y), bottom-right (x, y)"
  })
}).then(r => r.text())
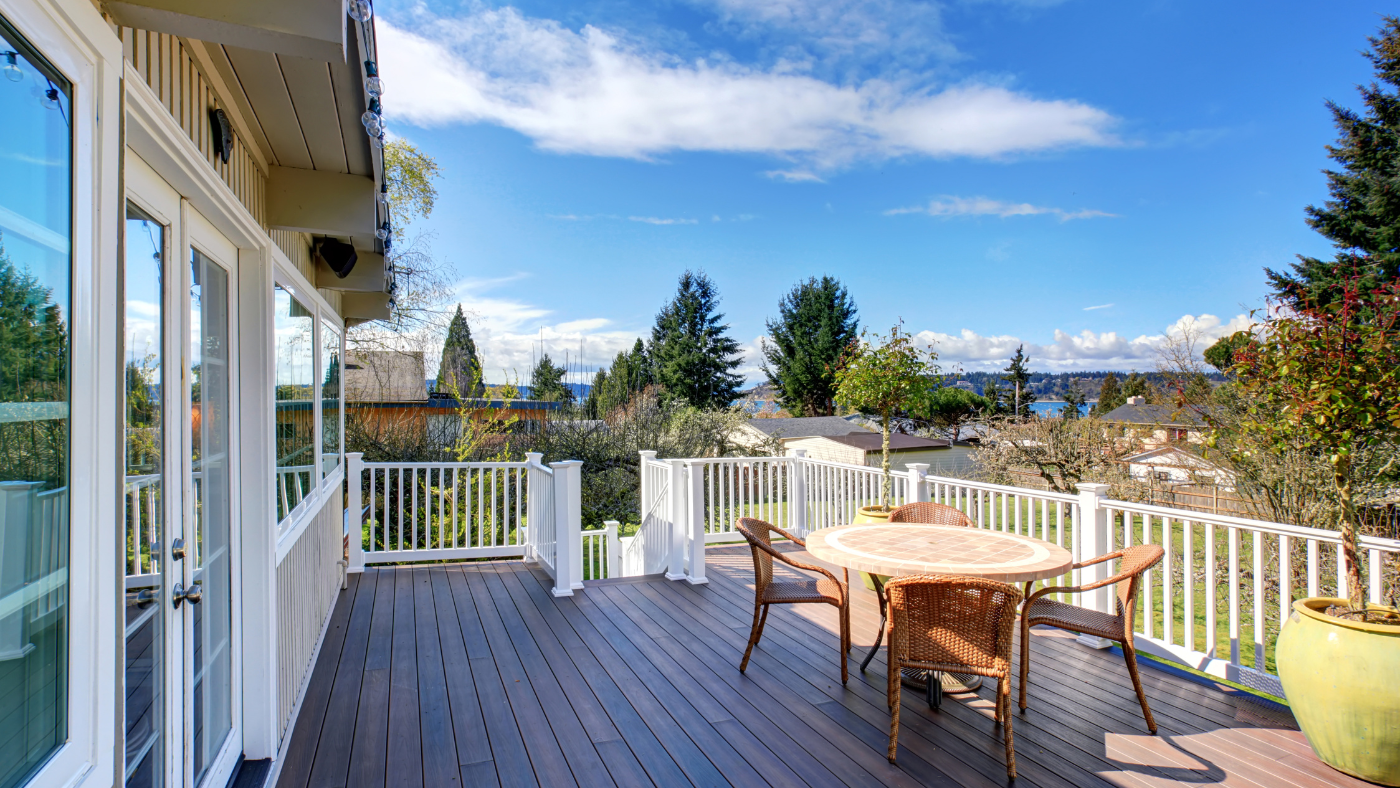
top-left (276, 463), bottom-right (316, 519)
top-left (0, 481), bottom-right (69, 658)
top-left (346, 452), bottom-right (582, 596)
top-left (621, 452), bottom-right (676, 577)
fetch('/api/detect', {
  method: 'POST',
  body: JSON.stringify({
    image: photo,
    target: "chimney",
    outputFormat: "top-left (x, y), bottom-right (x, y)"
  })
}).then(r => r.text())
top-left (1126, 396), bottom-right (1146, 405)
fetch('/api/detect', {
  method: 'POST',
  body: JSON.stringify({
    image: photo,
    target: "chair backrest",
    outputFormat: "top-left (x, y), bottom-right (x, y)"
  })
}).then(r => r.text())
top-left (888, 501), bottom-right (975, 527)
top-left (884, 575), bottom-right (1021, 674)
top-left (1114, 544), bottom-right (1165, 623)
top-left (736, 517), bottom-right (780, 590)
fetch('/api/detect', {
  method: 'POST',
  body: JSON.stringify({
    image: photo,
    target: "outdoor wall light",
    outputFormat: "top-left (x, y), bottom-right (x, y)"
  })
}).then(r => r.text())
top-left (346, 0), bottom-right (373, 22)
top-left (315, 238), bottom-right (359, 278)
top-left (3, 52), bottom-right (21, 82)
top-left (363, 60), bottom-right (383, 98)
top-left (209, 108), bottom-right (233, 163)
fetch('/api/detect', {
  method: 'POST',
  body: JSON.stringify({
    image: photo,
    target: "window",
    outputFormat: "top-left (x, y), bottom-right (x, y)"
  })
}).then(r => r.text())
top-left (274, 285), bottom-right (315, 521)
top-left (321, 320), bottom-right (341, 475)
top-left (0, 15), bottom-right (71, 788)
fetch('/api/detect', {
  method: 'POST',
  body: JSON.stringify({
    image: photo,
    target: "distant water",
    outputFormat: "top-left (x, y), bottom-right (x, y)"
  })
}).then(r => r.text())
top-left (1029, 401), bottom-right (1093, 416)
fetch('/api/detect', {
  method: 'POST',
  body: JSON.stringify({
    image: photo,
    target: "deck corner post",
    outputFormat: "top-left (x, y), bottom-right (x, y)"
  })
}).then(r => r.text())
top-left (604, 520), bottom-right (621, 579)
top-left (523, 452), bottom-right (544, 563)
top-left (906, 463), bottom-right (930, 505)
top-left (684, 461), bottom-right (708, 585)
top-left (347, 453), bottom-right (365, 573)
top-left (666, 459), bottom-right (688, 581)
top-left (1075, 482), bottom-right (1114, 649)
top-left (551, 460), bottom-right (583, 594)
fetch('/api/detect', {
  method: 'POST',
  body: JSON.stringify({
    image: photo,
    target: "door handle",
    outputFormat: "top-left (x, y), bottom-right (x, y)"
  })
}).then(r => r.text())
top-left (172, 582), bottom-right (203, 608)
top-left (171, 538), bottom-right (187, 561)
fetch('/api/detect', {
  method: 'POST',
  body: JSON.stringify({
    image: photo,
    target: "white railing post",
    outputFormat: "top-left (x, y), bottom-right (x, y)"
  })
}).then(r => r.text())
top-left (347, 453), bottom-right (365, 573)
top-left (523, 452), bottom-right (543, 563)
top-left (551, 460), bottom-right (582, 595)
top-left (685, 461), bottom-right (708, 585)
top-left (1075, 482), bottom-right (1113, 648)
top-left (906, 463), bottom-right (930, 504)
top-left (604, 520), bottom-right (621, 579)
top-left (666, 459), bottom-right (687, 581)
top-left (791, 451), bottom-right (808, 537)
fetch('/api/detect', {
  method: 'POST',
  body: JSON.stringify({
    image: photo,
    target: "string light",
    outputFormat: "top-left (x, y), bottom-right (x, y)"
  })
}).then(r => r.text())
top-left (370, 132), bottom-right (384, 150)
top-left (363, 60), bottom-right (383, 98)
top-left (346, 0), bottom-right (372, 22)
top-left (3, 52), bottom-right (22, 83)
top-left (375, 221), bottom-right (391, 241)
top-left (377, 183), bottom-right (389, 207)
top-left (360, 97), bottom-right (382, 137)
top-left (41, 86), bottom-right (59, 110)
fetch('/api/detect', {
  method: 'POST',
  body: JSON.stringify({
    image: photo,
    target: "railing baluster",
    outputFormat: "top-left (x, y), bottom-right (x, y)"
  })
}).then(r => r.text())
top-left (1253, 529), bottom-right (1265, 671)
top-left (1205, 521), bottom-right (1217, 660)
top-left (1278, 534), bottom-right (1291, 628)
top-left (1184, 518), bottom-right (1194, 653)
top-left (1228, 525), bottom-right (1241, 666)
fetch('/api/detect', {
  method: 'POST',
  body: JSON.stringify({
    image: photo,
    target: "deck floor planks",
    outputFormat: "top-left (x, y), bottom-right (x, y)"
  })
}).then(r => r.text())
top-left (279, 549), bottom-right (1361, 788)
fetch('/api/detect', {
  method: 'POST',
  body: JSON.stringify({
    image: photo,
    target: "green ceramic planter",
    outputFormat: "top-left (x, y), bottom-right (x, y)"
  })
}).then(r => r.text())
top-left (1276, 597), bottom-right (1400, 786)
top-left (852, 506), bottom-right (891, 591)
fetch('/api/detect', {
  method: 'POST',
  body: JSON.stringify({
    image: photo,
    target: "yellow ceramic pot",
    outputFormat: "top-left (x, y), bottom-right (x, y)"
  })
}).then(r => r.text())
top-left (1276, 597), bottom-right (1400, 786)
top-left (853, 506), bottom-right (892, 591)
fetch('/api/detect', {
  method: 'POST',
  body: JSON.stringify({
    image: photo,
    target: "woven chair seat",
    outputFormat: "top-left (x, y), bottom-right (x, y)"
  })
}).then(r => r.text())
top-left (762, 576), bottom-right (844, 606)
top-left (1024, 598), bottom-right (1122, 641)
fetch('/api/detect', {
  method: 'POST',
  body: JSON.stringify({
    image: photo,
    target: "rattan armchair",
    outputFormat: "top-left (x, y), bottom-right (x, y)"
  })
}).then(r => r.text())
top-left (735, 518), bottom-right (851, 684)
top-left (859, 501), bottom-right (976, 673)
top-left (884, 575), bottom-right (1022, 778)
top-left (887, 501), bottom-right (976, 527)
top-left (1018, 544), bottom-right (1165, 733)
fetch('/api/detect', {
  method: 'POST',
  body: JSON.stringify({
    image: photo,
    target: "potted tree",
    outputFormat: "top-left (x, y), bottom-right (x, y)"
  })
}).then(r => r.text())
top-left (1226, 273), bottom-right (1400, 785)
top-left (834, 322), bottom-right (938, 522)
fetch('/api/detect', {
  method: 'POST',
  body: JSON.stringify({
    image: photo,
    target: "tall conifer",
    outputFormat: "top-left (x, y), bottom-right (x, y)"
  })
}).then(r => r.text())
top-left (438, 305), bottom-right (484, 397)
top-left (761, 276), bottom-right (859, 416)
top-left (649, 271), bottom-right (742, 409)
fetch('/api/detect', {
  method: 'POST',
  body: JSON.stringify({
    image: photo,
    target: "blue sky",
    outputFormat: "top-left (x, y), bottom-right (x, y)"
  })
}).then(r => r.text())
top-left (373, 0), bottom-right (1388, 384)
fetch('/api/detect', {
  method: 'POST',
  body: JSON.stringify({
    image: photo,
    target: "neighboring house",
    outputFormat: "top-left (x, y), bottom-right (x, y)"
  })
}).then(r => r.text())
top-left (0, 2), bottom-right (406, 785)
top-left (345, 350), bottom-right (429, 402)
top-left (732, 415), bottom-right (872, 450)
top-left (784, 432), bottom-right (979, 476)
top-left (1123, 446), bottom-right (1234, 486)
top-left (1100, 396), bottom-right (1211, 449)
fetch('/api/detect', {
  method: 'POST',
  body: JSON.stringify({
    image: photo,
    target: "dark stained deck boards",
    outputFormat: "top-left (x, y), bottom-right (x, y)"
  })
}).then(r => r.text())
top-left (278, 545), bottom-right (1370, 788)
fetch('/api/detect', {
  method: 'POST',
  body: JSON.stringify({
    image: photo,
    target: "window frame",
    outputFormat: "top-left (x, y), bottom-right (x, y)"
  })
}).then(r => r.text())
top-left (271, 250), bottom-right (344, 552)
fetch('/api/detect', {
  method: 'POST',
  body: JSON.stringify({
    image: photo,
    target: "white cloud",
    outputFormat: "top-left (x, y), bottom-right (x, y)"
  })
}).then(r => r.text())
top-left (886, 195), bottom-right (1117, 220)
top-left (377, 8), bottom-right (1117, 169)
top-left (628, 216), bottom-right (699, 225)
top-left (763, 169), bottom-right (826, 183)
top-left (913, 313), bottom-right (1256, 372)
top-left (1082, 303), bottom-right (1113, 311)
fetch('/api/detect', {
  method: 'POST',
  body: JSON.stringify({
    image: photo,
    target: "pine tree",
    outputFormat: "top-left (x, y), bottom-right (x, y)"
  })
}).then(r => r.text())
top-left (437, 305), bottom-right (484, 398)
top-left (649, 271), bottom-right (743, 409)
top-left (1002, 345), bottom-right (1037, 419)
top-left (1266, 17), bottom-right (1400, 309)
top-left (1121, 371), bottom-right (1149, 402)
top-left (1092, 371), bottom-right (1123, 416)
top-left (529, 353), bottom-right (573, 403)
top-left (584, 339), bottom-right (653, 418)
top-left (982, 378), bottom-right (1009, 415)
top-left (761, 276), bottom-right (859, 416)
top-left (1060, 382), bottom-right (1087, 420)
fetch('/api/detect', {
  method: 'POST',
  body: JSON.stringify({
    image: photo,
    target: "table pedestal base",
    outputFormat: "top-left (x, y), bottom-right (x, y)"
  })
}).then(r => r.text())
top-left (899, 669), bottom-right (983, 693)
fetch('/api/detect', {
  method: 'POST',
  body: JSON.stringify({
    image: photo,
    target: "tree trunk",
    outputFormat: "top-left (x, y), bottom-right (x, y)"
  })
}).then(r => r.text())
top-left (1335, 456), bottom-right (1366, 615)
top-left (881, 412), bottom-right (892, 510)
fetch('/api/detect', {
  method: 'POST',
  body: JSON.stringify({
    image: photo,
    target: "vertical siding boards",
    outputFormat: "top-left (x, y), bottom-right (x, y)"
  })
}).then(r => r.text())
top-left (270, 230), bottom-right (315, 281)
top-left (275, 499), bottom-right (346, 739)
top-left (118, 27), bottom-right (267, 227)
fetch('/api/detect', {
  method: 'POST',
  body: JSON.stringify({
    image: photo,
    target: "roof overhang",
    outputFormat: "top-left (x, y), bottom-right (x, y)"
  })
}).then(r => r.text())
top-left (107, 0), bottom-right (346, 60)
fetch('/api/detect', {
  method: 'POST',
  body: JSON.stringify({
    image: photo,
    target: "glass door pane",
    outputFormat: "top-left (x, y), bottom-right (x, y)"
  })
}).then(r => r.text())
top-left (123, 204), bottom-right (165, 788)
top-left (188, 249), bottom-right (231, 786)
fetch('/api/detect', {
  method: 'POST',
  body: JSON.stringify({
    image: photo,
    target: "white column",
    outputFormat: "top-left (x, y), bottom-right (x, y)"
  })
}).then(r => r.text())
top-left (551, 460), bottom-right (582, 595)
top-left (666, 459), bottom-right (687, 581)
top-left (1075, 482), bottom-right (1113, 648)
top-left (685, 461), bottom-right (708, 585)
top-left (791, 451), bottom-right (808, 537)
top-left (523, 452), bottom-right (543, 563)
top-left (346, 453), bottom-right (364, 573)
top-left (604, 520), bottom-right (621, 579)
top-left (906, 463), bottom-right (930, 504)
top-left (638, 450), bottom-right (657, 525)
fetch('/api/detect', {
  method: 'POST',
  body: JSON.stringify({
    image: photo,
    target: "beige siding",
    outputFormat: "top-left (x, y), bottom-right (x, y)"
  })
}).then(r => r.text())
top-left (275, 497), bottom-right (345, 741)
top-left (783, 437), bottom-right (864, 466)
top-left (271, 229), bottom-right (315, 279)
top-left (118, 27), bottom-right (267, 227)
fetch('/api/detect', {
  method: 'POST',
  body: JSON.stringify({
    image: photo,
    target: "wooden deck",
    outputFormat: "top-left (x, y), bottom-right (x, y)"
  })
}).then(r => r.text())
top-left (275, 544), bottom-right (1366, 788)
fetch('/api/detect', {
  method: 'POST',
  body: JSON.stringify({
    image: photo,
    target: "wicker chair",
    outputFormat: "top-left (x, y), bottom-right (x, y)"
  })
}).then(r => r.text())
top-left (1018, 544), bottom-right (1165, 733)
top-left (887, 501), bottom-right (975, 527)
top-left (735, 517), bottom-right (851, 684)
top-left (859, 501), bottom-right (976, 673)
top-left (884, 575), bottom-right (1022, 778)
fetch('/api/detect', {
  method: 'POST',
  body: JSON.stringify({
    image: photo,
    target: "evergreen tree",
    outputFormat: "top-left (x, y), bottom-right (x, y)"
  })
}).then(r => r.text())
top-left (529, 353), bottom-right (573, 403)
top-left (982, 378), bottom-right (1009, 415)
top-left (760, 276), bottom-right (859, 416)
top-left (1060, 382), bottom-right (1087, 420)
top-left (437, 305), bottom-right (484, 397)
top-left (649, 271), bottom-right (743, 409)
top-left (1002, 345), bottom-right (1036, 418)
top-left (1121, 371), bottom-right (1149, 402)
top-left (1266, 17), bottom-right (1400, 309)
top-left (1204, 332), bottom-right (1251, 373)
top-left (1092, 372), bottom-right (1123, 416)
top-left (918, 386), bottom-right (989, 441)
top-left (585, 339), bottom-right (653, 418)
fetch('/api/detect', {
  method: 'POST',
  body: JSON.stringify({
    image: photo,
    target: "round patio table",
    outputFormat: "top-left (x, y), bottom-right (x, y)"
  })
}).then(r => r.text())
top-left (806, 523), bottom-right (1074, 693)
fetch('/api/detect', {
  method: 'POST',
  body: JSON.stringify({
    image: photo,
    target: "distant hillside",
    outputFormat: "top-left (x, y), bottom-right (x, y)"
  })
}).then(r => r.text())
top-left (949, 370), bottom-right (1222, 399)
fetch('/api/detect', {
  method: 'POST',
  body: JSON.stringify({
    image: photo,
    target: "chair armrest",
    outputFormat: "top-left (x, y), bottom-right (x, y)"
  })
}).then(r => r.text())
top-left (1070, 549), bottom-right (1125, 571)
top-left (745, 535), bottom-right (843, 586)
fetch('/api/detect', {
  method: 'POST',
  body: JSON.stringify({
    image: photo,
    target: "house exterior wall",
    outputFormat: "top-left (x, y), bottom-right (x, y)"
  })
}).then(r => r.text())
top-left (783, 436), bottom-right (864, 465)
top-left (863, 446), bottom-right (979, 476)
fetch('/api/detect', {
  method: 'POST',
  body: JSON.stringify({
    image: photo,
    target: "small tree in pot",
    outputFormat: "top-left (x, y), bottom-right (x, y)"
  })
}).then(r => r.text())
top-left (833, 322), bottom-right (938, 512)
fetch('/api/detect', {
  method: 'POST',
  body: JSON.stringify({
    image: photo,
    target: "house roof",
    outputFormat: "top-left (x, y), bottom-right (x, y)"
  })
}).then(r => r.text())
top-left (744, 416), bottom-right (872, 439)
top-left (823, 433), bottom-right (951, 452)
top-left (1100, 403), bottom-right (1209, 427)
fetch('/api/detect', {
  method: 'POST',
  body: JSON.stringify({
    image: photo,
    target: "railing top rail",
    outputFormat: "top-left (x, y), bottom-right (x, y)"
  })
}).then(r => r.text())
top-left (677, 455), bottom-right (795, 465)
top-left (923, 472), bottom-right (1080, 503)
top-left (362, 461), bottom-right (531, 470)
top-left (1102, 497), bottom-right (1400, 552)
